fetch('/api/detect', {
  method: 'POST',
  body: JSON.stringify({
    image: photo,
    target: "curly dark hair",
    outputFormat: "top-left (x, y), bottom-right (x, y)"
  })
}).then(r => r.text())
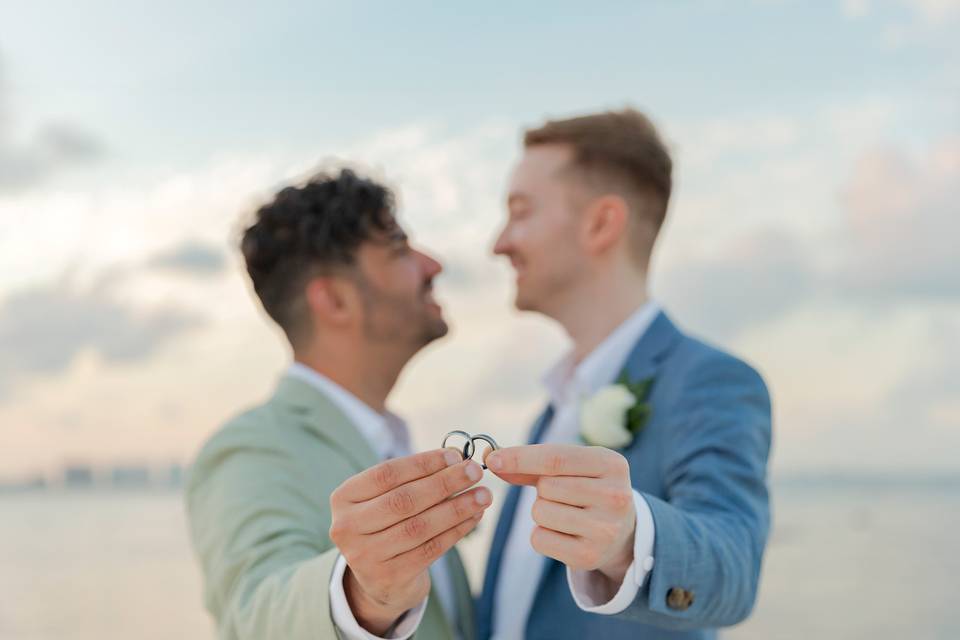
top-left (240, 168), bottom-right (398, 345)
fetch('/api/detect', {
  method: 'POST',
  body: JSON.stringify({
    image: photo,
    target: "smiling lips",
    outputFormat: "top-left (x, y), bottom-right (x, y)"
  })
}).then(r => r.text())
top-left (423, 287), bottom-right (443, 311)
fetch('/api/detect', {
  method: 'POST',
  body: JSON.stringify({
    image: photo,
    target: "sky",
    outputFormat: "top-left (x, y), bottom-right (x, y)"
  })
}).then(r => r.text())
top-left (0, 0), bottom-right (958, 479)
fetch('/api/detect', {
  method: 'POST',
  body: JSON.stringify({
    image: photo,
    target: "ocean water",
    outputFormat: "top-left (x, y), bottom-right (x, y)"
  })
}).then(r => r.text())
top-left (1, 479), bottom-right (957, 639)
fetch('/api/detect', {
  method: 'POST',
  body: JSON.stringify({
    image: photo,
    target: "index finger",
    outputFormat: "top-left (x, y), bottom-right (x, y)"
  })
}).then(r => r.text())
top-left (485, 444), bottom-right (612, 480)
top-left (334, 448), bottom-right (463, 503)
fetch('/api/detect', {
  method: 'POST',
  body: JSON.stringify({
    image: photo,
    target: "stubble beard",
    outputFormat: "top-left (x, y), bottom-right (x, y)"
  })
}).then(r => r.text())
top-left (360, 282), bottom-right (447, 351)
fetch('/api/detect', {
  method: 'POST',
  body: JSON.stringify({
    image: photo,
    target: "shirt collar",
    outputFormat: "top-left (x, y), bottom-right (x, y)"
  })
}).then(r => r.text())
top-left (285, 362), bottom-right (408, 461)
top-left (543, 300), bottom-right (661, 406)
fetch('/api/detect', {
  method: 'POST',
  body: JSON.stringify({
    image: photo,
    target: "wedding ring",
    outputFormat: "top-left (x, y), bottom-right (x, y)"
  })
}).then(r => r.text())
top-left (470, 433), bottom-right (499, 470)
top-left (442, 430), bottom-right (475, 461)
top-left (441, 430), bottom-right (500, 470)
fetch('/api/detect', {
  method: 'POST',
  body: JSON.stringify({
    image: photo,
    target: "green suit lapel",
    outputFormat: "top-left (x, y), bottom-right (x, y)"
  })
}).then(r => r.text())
top-left (272, 374), bottom-right (380, 471)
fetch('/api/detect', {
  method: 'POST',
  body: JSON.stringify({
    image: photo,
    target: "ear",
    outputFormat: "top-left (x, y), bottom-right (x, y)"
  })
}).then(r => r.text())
top-left (304, 276), bottom-right (358, 328)
top-left (581, 194), bottom-right (629, 256)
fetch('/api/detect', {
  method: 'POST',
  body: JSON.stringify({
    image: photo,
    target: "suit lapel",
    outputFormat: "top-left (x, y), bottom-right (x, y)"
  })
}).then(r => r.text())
top-left (620, 310), bottom-right (682, 386)
top-left (272, 374), bottom-right (380, 471)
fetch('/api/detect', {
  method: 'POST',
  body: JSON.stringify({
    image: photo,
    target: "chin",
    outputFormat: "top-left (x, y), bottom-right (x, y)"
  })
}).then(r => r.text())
top-left (423, 317), bottom-right (449, 344)
top-left (513, 289), bottom-right (540, 312)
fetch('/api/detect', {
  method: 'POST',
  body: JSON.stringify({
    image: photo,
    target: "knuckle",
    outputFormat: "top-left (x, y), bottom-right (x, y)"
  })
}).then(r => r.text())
top-left (437, 471), bottom-right (456, 498)
top-left (606, 451), bottom-right (629, 476)
top-left (529, 526), bottom-right (544, 551)
top-left (545, 454), bottom-right (566, 475)
top-left (415, 454), bottom-right (434, 475)
top-left (450, 496), bottom-right (470, 520)
top-left (328, 519), bottom-right (347, 543)
top-left (536, 477), bottom-right (554, 497)
top-left (329, 485), bottom-right (343, 507)
top-left (388, 489), bottom-right (416, 516)
top-left (605, 486), bottom-right (632, 511)
top-left (460, 517), bottom-right (479, 534)
top-left (401, 515), bottom-right (428, 541)
top-left (419, 536), bottom-right (444, 562)
top-left (530, 499), bottom-right (546, 525)
top-left (373, 463), bottom-right (398, 492)
top-left (456, 522), bottom-right (473, 538)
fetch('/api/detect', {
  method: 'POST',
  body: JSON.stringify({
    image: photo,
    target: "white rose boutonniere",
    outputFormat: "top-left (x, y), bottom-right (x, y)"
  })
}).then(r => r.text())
top-left (579, 374), bottom-right (654, 449)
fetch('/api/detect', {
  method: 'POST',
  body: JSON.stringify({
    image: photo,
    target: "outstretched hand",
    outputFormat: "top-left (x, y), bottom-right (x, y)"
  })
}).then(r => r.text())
top-left (329, 449), bottom-right (492, 635)
top-left (486, 444), bottom-right (636, 584)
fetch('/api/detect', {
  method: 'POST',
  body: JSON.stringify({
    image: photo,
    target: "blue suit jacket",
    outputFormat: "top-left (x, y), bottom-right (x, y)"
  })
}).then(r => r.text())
top-left (477, 311), bottom-right (772, 639)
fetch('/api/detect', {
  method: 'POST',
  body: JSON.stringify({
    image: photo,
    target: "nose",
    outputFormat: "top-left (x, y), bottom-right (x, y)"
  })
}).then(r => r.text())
top-left (417, 249), bottom-right (443, 279)
top-left (492, 225), bottom-right (511, 257)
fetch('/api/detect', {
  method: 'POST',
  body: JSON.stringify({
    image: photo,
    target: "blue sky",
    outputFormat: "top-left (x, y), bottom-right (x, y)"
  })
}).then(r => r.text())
top-left (0, 1), bottom-right (958, 477)
top-left (2, 0), bottom-right (955, 165)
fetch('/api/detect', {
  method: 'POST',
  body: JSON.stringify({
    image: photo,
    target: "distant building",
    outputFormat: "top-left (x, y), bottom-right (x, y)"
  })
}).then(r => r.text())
top-left (110, 465), bottom-right (151, 488)
top-left (23, 475), bottom-right (48, 490)
top-left (0, 475), bottom-right (47, 492)
top-left (63, 466), bottom-right (96, 488)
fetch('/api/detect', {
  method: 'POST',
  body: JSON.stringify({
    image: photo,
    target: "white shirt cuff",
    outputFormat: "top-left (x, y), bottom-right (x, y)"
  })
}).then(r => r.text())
top-left (566, 489), bottom-right (656, 614)
top-left (329, 554), bottom-right (429, 640)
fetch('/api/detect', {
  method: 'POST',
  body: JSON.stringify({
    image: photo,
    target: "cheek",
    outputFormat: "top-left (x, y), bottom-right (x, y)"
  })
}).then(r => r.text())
top-left (381, 260), bottom-right (422, 297)
top-left (530, 215), bottom-right (579, 260)
top-left (513, 217), bottom-right (557, 255)
top-left (406, 260), bottom-right (427, 291)
top-left (509, 223), bottom-right (532, 248)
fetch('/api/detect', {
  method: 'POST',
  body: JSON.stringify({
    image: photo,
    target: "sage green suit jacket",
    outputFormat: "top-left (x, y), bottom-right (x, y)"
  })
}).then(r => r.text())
top-left (185, 374), bottom-right (475, 639)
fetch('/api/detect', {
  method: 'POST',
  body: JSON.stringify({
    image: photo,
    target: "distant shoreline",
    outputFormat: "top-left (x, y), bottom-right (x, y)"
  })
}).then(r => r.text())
top-left (2, 471), bottom-right (959, 496)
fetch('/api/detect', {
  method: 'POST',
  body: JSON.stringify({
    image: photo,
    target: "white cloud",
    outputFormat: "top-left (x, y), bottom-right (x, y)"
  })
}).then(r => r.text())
top-left (839, 139), bottom-right (960, 299)
top-left (906, 0), bottom-right (960, 23)
top-left (842, 0), bottom-right (960, 22)
top-left (840, 0), bottom-right (960, 49)
top-left (0, 276), bottom-right (205, 399)
top-left (842, 0), bottom-right (872, 18)
top-left (1, 97), bottom-right (958, 477)
top-left (146, 240), bottom-right (227, 276)
top-left (0, 60), bottom-right (104, 193)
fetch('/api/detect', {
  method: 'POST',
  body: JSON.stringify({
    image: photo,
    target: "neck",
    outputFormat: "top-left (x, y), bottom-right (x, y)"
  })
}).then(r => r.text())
top-left (293, 339), bottom-right (410, 413)
top-left (552, 272), bottom-right (649, 363)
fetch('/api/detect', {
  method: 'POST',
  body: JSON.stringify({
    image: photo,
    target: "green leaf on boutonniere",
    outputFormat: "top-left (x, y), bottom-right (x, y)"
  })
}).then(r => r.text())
top-left (626, 402), bottom-right (651, 434)
top-left (616, 372), bottom-right (655, 434)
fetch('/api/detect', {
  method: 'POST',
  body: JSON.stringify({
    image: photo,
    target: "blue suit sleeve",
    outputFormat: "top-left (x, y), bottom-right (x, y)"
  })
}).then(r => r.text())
top-left (616, 353), bottom-right (772, 629)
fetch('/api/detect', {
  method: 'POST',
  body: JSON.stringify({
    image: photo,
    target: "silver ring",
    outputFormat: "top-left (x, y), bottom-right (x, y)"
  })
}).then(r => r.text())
top-left (470, 433), bottom-right (499, 470)
top-left (441, 430), bottom-right (500, 469)
top-left (442, 430), bottom-right (474, 461)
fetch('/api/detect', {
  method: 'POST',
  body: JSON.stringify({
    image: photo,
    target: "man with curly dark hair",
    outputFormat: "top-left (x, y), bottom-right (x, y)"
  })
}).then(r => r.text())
top-left (186, 168), bottom-right (489, 640)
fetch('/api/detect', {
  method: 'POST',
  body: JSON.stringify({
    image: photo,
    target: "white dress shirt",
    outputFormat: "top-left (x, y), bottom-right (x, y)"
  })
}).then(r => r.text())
top-left (491, 301), bottom-right (660, 639)
top-left (284, 363), bottom-right (459, 640)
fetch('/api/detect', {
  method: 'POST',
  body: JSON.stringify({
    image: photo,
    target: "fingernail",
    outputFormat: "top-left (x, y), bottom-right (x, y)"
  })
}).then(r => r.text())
top-left (475, 488), bottom-right (491, 505)
top-left (486, 453), bottom-right (502, 472)
top-left (443, 449), bottom-right (461, 466)
top-left (465, 461), bottom-right (482, 481)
